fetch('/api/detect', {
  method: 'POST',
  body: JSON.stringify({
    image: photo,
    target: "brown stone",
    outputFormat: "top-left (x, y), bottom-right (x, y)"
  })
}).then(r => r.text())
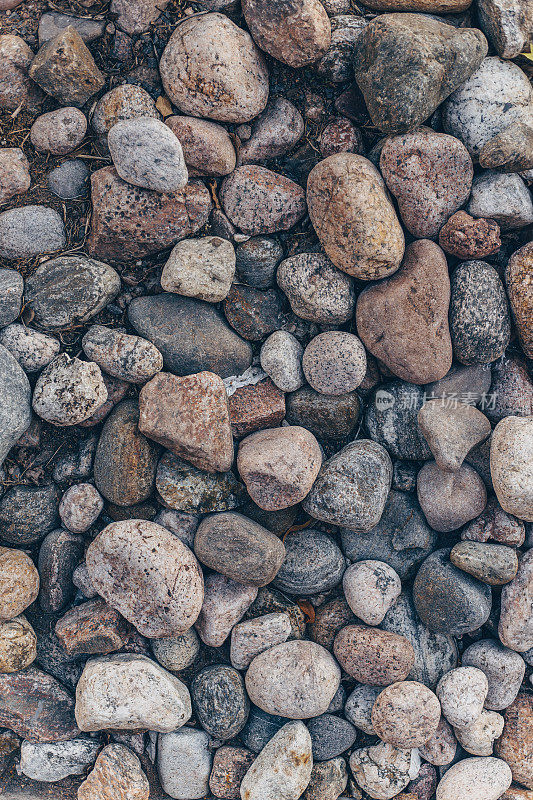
top-left (417, 399), bottom-right (491, 472)
top-left (55, 598), bottom-right (129, 657)
top-left (0, 666), bottom-right (79, 742)
top-left (220, 166), bottom-right (306, 236)
top-left (209, 745), bottom-right (255, 799)
top-left (333, 625), bottom-right (416, 686)
top-left (480, 121), bottom-right (533, 173)
top-left (237, 426), bottom-right (322, 511)
top-left (0, 547), bottom-right (39, 622)
top-left (224, 285), bottom-right (284, 341)
top-left (165, 116), bottom-right (236, 177)
top-left (417, 461), bottom-right (486, 532)
top-left (78, 743), bottom-right (149, 800)
top-left (0, 35), bottom-right (43, 112)
top-left (0, 615), bottom-right (37, 673)
top-left (309, 598), bottom-right (356, 650)
top-left (139, 371), bottom-right (233, 473)
top-left (498, 548), bottom-right (533, 653)
top-left (86, 167), bottom-right (211, 262)
top-left (439, 211), bottom-right (501, 260)
top-left (496, 693), bottom-right (533, 789)
top-left (28, 27), bottom-right (104, 107)
top-left (356, 240), bottom-right (452, 385)
top-left (0, 148), bottom-right (31, 205)
top-left (506, 241), bottom-right (533, 359)
top-left (228, 379), bottom-right (285, 438)
top-left (501, 787), bottom-right (533, 800)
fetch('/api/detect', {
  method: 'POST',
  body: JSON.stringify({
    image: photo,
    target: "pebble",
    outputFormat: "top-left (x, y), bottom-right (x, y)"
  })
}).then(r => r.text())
top-left (443, 57), bottom-right (533, 158)
top-left (343, 560), bottom-right (400, 626)
top-left (157, 727), bottom-right (211, 800)
top-left (450, 541), bottom-right (518, 585)
top-left (82, 325), bottom-right (162, 384)
top-left (273, 529), bottom-right (345, 595)
top-left (0, 345), bottom-right (31, 469)
top-left (506, 241), bottom-right (533, 359)
top-left (245, 640), bottom-right (340, 719)
top-left (303, 439), bottom-right (392, 532)
top-left (72, 564), bottom-right (97, 599)
top-left (19, 737), bottom-right (100, 782)
top-left (479, 119), bottom-right (533, 173)
top-left (418, 717), bottom-right (457, 766)
top-left (224, 285), bottom-right (284, 340)
top-left (78, 743), bottom-right (149, 800)
top-left (209, 745), bottom-right (255, 799)
top-left (277, 253), bottom-right (355, 325)
top-left (350, 741), bottom-right (420, 800)
top-left (478, 0), bottom-right (533, 58)
top-left (302, 332), bottom-right (366, 395)
top-left (0, 205), bottom-right (66, 260)
top-left (371, 681), bottom-right (441, 749)
top-left (55, 598), bottom-right (128, 657)
top-left (38, 11), bottom-right (106, 45)
top-left (29, 27), bottom-right (104, 107)
top-left (240, 721), bottom-right (313, 800)
top-left (319, 115), bottom-right (363, 157)
top-left (286, 387), bottom-right (360, 441)
top-left (221, 166), bottom-right (306, 236)
top-left (86, 520), bottom-right (204, 638)
top-left (260, 331), bottom-right (304, 392)
top-left (165, 116), bottom-right (236, 177)
top-left (236, 236), bottom-right (283, 288)
top-left (317, 14), bottom-right (367, 83)
top-left (0, 325), bottom-right (59, 372)
top-left (307, 153), bottom-right (404, 280)
top-left (454, 709), bottom-right (504, 755)
top-left (0, 483), bottom-right (57, 547)
top-left (487, 355), bottom-right (533, 423)
top-left (413, 548), bottom-right (491, 635)
top-left (462, 639), bottom-right (526, 711)
top-left (435, 756), bottom-right (512, 800)
top-left (0, 615), bottom-right (36, 673)
top-left (151, 628), bottom-right (200, 673)
top-left (303, 756), bottom-right (348, 800)
top-left (436, 666), bottom-right (489, 728)
top-left (240, 705), bottom-right (290, 753)
top-left (491, 416), bottom-right (533, 522)
top-left (344, 684), bottom-right (381, 735)
top-left (417, 399), bottom-right (491, 472)
top-left (160, 13), bottom-right (269, 123)
top-left (30, 107), bottom-right (86, 155)
top-left (239, 97), bottom-right (305, 163)
top-left (307, 714), bottom-right (356, 761)
top-left (417, 461), bottom-right (487, 532)
top-left (230, 613), bottom-right (292, 670)
top-left (25, 255), bottom-right (120, 328)
top-left (111, 0), bottom-right (169, 35)
top-left (356, 239), bottom-right (452, 385)
top-left (161, 236), bottom-right (235, 303)
top-left (32, 354), bottom-right (107, 427)
top-left (86, 167), bottom-right (211, 262)
top-left (38, 528), bottom-right (84, 613)
top-left (156, 451), bottom-right (244, 513)
top-left (0, 148), bottom-right (30, 205)
top-left (354, 14), bottom-right (487, 134)
top-left (0, 35), bottom-right (43, 112)
top-left (195, 573), bottom-right (257, 647)
top-left (108, 117), bottom-right (187, 193)
top-left (0, 547), bottom-right (39, 622)
top-left (439, 211), bottom-right (501, 260)
top-left (495, 692), bottom-right (533, 789)
top-left (380, 128), bottom-right (473, 239)
top-left (309, 598), bottom-right (355, 651)
top-left (0, 666), bottom-right (79, 742)
top-left (467, 171), bottom-right (533, 231)
top-left (0, 270), bottom-right (23, 328)
top-left (498, 548), bottom-right (533, 652)
top-left (229, 378), bottom-right (286, 437)
top-left (93, 400), bottom-right (159, 507)
top-left (128, 293), bottom-right (252, 379)
top-left (192, 664), bottom-right (249, 739)
top-left (92, 85), bottom-right (159, 138)
top-left (237, 426), bottom-right (322, 510)
top-left (58, 483), bottom-right (103, 533)
top-left (334, 625), bottom-right (415, 685)
top-left (365, 381), bottom-right (432, 461)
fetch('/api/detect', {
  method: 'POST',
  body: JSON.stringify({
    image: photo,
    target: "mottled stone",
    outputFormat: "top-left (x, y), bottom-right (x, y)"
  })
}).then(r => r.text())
top-left (0, 548), bottom-right (39, 622)
top-left (491, 416), bottom-right (533, 521)
top-left (487, 355), bottom-right (533, 424)
top-left (350, 741), bottom-right (420, 800)
top-left (231, 613), bottom-right (292, 670)
top-left (0, 35), bottom-right (43, 112)
top-left (32, 354), bottom-right (107, 427)
top-left (242, 0), bottom-right (330, 67)
top-left (273, 529), bottom-right (345, 595)
top-left (302, 332), bottom-right (366, 395)
top-left (165, 116), bottom-right (236, 177)
top-left (55, 598), bottom-right (128, 657)
top-left (192, 664), bottom-right (249, 739)
top-left (495, 693), bottom-right (533, 789)
top-left (499, 548), bottom-right (533, 652)
top-left (435, 757), bottom-right (512, 800)
top-left (0, 484), bottom-right (57, 547)
top-left (317, 14), bottom-right (367, 83)
top-left (0, 325), bottom-right (60, 372)
top-left (228, 378), bottom-right (285, 438)
top-left (462, 639), bottom-right (526, 711)
top-left (161, 236), bottom-right (235, 303)
top-left (221, 166), bottom-right (306, 235)
top-left (92, 85), bottom-right (159, 138)
top-left (468, 171), bottom-right (533, 231)
top-left (344, 684), bottom-right (381, 734)
top-left (418, 717), bottom-right (457, 766)
top-left (58, 483), bottom-right (102, 534)
top-left (240, 721), bottom-right (312, 800)
top-left (418, 399), bottom-right (491, 472)
top-left (309, 598), bottom-right (355, 651)
top-left (436, 666), bottom-right (488, 728)
top-left (19, 737), bottom-right (100, 782)
top-left (454, 709), bottom-right (504, 755)
top-left (195, 573), bottom-right (257, 647)
top-left (450, 541), bottom-right (518, 585)
top-left (371, 681), bottom-right (441, 749)
top-left (0, 270), bottom-right (23, 328)
top-left (111, 0), bottom-right (169, 34)
top-left (239, 97), bottom-right (304, 164)
top-left (151, 628), bottom-right (200, 673)
top-left (286, 388), bottom-right (360, 441)
top-left (30, 107), bottom-right (86, 155)
top-left (0, 205), bottom-right (66, 260)
top-left (343, 560), bottom-right (400, 626)
top-left (155, 451), bottom-right (244, 514)
top-left (0, 345), bottom-right (31, 470)
top-left (307, 715), bottom-right (356, 762)
top-left (439, 211), bottom-right (501, 260)
top-left (224, 285), bottom-right (284, 341)
top-left (157, 727), bottom-right (211, 800)
top-left (361, 0), bottom-right (472, 10)
top-left (0, 667), bottom-right (78, 742)
top-left (38, 529), bottom-right (84, 614)
top-left (0, 615), bottom-right (36, 673)
top-left (240, 705), bottom-right (290, 753)
top-left (0, 148), bottom-right (30, 205)
top-left (479, 119), bottom-right (533, 172)
top-left (209, 745), bottom-right (255, 799)
top-left (506, 241), bottom-right (533, 359)
top-left (277, 253), bottom-right (355, 325)
top-left (365, 382), bottom-right (432, 461)
top-left (78, 743), bottom-right (149, 800)
top-left (333, 625), bottom-right (415, 686)
top-left (417, 461), bottom-right (487, 532)
top-left (83, 325), bottom-right (162, 384)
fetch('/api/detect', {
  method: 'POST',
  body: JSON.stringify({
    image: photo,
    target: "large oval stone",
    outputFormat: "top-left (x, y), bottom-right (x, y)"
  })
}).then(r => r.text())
top-left (491, 416), bottom-right (533, 522)
top-left (333, 625), bottom-right (415, 686)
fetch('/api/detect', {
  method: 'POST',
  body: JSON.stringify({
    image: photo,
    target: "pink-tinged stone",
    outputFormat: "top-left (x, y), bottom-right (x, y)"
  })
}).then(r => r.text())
top-left (139, 371), bottom-right (234, 473)
top-left (78, 743), bottom-right (149, 800)
top-left (195, 573), bottom-right (257, 648)
top-left (499, 549), bottom-right (533, 653)
top-left (228, 378), bottom-right (285, 438)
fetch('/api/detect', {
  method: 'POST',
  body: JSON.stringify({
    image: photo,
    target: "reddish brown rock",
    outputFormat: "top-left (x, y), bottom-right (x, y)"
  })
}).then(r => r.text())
top-left (356, 239), bottom-right (452, 385)
top-left (78, 743), bottom-right (149, 800)
top-left (220, 166), bottom-right (306, 236)
top-left (166, 116), bottom-right (237, 177)
top-left (0, 667), bottom-right (79, 742)
top-left (209, 745), bottom-right (255, 799)
top-left (228, 379), bottom-right (285, 438)
top-left (319, 117), bottom-right (363, 158)
top-left (462, 497), bottom-right (525, 547)
top-left (506, 241), bottom-right (533, 359)
top-left (55, 598), bottom-right (129, 657)
top-left (439, 211), bottom-right (501, 260)
top-left (0, 35), bottom-right (43, 112)
top-left (139, 371), bottom-right (233, 473)
top-left (333, 625), bottom-right (416, 686)
top-left (496, 693), bottom-right (533, 789)
top-left (86, 167), bottom-right (211, 262)
top-left (237, 426), bottom-right (322, 510)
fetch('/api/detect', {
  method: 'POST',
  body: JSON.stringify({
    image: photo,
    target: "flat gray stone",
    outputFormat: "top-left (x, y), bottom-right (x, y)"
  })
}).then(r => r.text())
top-left (0, 344), bottom-right (31, 469)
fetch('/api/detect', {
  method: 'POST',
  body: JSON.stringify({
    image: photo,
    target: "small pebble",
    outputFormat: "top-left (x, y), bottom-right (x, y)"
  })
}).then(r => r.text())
top-left (32, 354), bottom-right (108, 427)
top-left (151, 628), bottom-right (200, 673)
top-left (436, 666), bottom-right (489, 729)
top-left (161, 236), bottom-right (236, 303)
top-left (240, 721), bottom-right (313, 800)
top-left (30, 107), bottom-right (87, 155)
top-left (0, 148), bottom-right (30, 205)
top-left (343, 560), bottom-right (401, 626)
top-left (0, 325), bottom-right (60, 373)
top-left (273, 529), bottom-right (345, 596)
top-left (230, 613), bottom-right (292, 670)
top-left (195, 572), bottom-right (257, 647)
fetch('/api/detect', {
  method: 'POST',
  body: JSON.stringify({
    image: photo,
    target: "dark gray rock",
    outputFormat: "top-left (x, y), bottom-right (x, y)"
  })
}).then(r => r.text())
top-left (25, 255), bottom-right (121, 328)
top-left (485, 355), bottom-right (533, 423)
top-left (317, 13), bottom-right (367, 83)
top-left (48, 158), bottom-right (89, 199)
top-left (235, 236), bottom-right (284, 288)
top-left (365, 381), bottom-right (433, 461)
top-left (307, 714), bottom-right (357, 762)
top-left (303, 440), bottom-right (392, 532)
top-left (191, 665), bottom-right (249, 740)
top-left (340, 490), bottom-right (438, 580)
top-left (413, 547), bottom-right (492, 636)
top-left (392, 461), bottom-right (418, 493)
top-left (156, 451), bottom-right (245, 514)
top-left (53, 435), bottom-right (97, 484)
top-left (94, 400), bottom-right (160, 507)
top-left (353, 13), bottom-right (488, 134)
top-left (273, 529), bottom-right (345, 596)
top-left (449, 260), bottom-right (511, 365)
top-left (38, 529), bottom-right (85, 613)
top-left (240, 705), bottom-right (290, 753)
top-left (0, 270), bottom-right (23, 327)
top-left (0, 484), bottom-right (58, 545)
top-left (224, 285), bottom-right (285, 341)
top-left (286, 388), bottom-right (360, 441)
top-left (38, 11), bottom-right (106, 44)
top-left (381, 591), bottom-right (458, 689)
top-left (128, 293), bottom-right (253, 379)
top-left (26, 609), bottom-right (84, 691)
top-left (0, 344), bottom-right (31, 469)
